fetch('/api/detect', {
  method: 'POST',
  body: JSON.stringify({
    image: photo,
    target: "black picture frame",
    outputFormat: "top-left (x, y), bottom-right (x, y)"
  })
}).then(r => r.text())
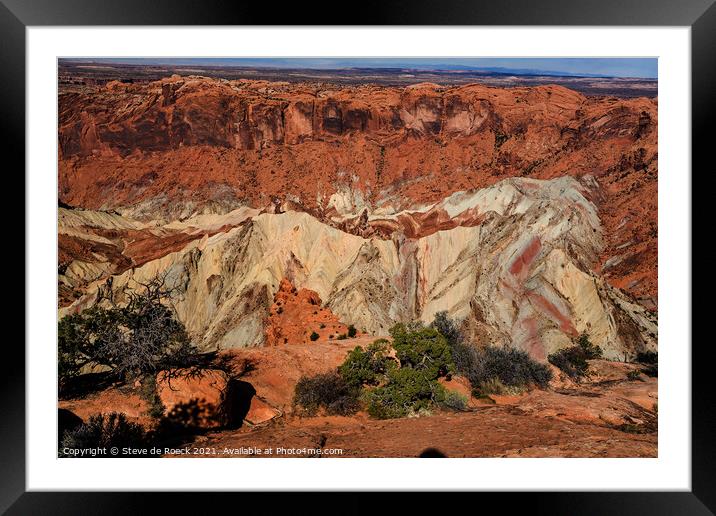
top-left (4, 0), bottom-right (710, 513)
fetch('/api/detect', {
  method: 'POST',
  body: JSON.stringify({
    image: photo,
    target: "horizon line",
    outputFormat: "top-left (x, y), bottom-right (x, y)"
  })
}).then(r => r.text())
top-left (58, 57), bottom-right (659, 80)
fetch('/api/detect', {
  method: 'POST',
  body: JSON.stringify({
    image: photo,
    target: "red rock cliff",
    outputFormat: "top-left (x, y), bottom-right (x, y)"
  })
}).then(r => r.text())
top-left (58, 76), bottom-right (657, 305)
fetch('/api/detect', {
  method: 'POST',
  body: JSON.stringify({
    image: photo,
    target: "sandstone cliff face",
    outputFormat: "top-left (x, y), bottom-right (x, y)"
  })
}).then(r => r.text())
top-left (60, 177), bottom-right (656, 361)
top-left (58, 77), bottom-right (657, 304)
top-left (57, 206), bottom-right (260, 306)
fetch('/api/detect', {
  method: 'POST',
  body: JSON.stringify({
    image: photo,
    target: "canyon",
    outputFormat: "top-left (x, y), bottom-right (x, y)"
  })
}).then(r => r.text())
top-left (59, 175), bottom-right (656, 360)
top-left (59, 75), bottom-right (657, 359)
top-left (59, 75), bottom-right (657, 309)
top-left (58, 70), bottom-right (658, 458)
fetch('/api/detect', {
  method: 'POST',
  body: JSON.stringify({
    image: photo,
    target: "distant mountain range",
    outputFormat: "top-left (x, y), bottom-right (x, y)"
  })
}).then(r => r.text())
top-left (61, 58), bottom-right (645, 79)
top-left (347, 65), bottom-right (609, 78)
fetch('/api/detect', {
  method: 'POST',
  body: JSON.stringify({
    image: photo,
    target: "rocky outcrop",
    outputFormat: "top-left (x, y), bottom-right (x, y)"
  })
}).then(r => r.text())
top-left (60, 176), bottom-right (656, 361)
top-left (58, 77), bottom-right (657, 303)
top-left (265, 278), bottom-right (352, 346)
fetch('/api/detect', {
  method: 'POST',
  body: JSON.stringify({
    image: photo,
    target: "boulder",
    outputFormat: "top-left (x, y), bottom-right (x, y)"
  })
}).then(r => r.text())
top-left (244, 397), bottom-right (281, 426)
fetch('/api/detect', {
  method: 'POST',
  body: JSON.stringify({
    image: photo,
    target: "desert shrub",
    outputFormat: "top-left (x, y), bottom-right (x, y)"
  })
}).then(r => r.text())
top-left (337, 333), bottom-right (347, 340)
top-left (339, 328), bottom-right (460, 419)
top-left (548, 346), bottom-right (590, 379)
top-left (626, 369), bottom-right (642, 381)
top-left (431, 311), bottom-right (463, 347)
top-left (547, 332), bottom-right (602, 380)
top-left (58, 275), bottom-right (201, 390)
top-left (310, 331), bottom-right (319, 341)
top-left (298, 322), bottom-right (496, 419)
top-left (636, 351), bottom-right (658, 364)
top-left (58, 409), bottom-right (83, 444)
top-left (293, 372), bottom-right (360, 416)
top-left (440, 390), bottom-right (468, 411)
top-left (642, 363), bottom-right (658, 378)
top-left (448, 340), bottom-right (474, 378)
top-left (58, 307), bottom-right (122, 384)
top-left (390, 324), bottom-right (454, 380)
top-left (338, 339), bottom-right (396, 387)
top-left (365, 367), bottom-right (446, 419)
top-left (476, 377), bottom-right (510, 395)
top-left (60, 412), bottom-right (147, 457)
top-left (432, 312), bottom-right (550, 392)
top-left (575, 332), bottom-right (603, 359)
top-left (454, 343), bottom-right (552, 391)
top-left (347, 325), bottom-right (357, 338)
top-left (636, 351), bottom-right (659, 364)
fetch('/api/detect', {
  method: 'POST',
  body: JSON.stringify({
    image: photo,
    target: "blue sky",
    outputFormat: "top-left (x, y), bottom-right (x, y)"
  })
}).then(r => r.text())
top-left (72, 58), bottom-right (657, 79)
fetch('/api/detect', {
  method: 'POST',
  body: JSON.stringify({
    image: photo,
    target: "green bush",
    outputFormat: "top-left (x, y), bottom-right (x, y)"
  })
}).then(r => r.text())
top-left (60, 412), bottom-right (147, 457)
top-left (365, 367), bottom-right (446, 419)
top-left (390, 324), bottom-right (454, 380)
top-left (293, 372), bottom-right (360, 416)
top-left (337, 333), bottom-right (348, 340)
top-left (347, 325), bottom-right (357, 338)
top-left (309, 331), bottom-right (319, 341)
top-left (58, 307), bottom-right (123, 384)
top-left (547, 332), bottom-right (602, 380)
top-left (295, 324), bottom-right (461, 420)
top-left (338, 339), bottom-right (396, 388)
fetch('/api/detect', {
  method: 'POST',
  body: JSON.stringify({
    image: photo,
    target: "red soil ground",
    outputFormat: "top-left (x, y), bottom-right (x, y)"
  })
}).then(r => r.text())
top-left (60, 338), bottom-right (657, 458)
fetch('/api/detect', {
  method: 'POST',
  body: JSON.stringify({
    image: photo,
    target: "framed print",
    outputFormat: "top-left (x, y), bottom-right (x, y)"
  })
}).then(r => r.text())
top-left (4, 0), bottom-right (711, 512)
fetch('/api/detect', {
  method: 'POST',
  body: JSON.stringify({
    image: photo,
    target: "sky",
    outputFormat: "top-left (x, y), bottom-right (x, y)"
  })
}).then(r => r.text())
top-left (75, 58), bottom-right (657, 79)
